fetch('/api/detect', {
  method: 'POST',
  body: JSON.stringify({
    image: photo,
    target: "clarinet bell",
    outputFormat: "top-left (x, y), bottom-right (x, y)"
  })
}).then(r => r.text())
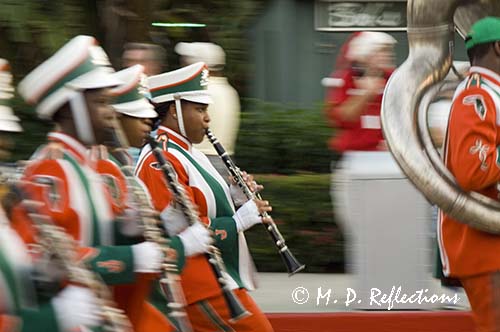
top-left (281, 249), bottom-right (305, 276)
top-left (224, 290), bottom-right (252, 323)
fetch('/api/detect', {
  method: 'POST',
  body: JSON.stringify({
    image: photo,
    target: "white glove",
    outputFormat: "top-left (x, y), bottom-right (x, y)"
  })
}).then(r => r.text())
top-left (160, 205), bottom-right (189, 236)
top-left (118, 208), bottom-right (142, 237)
top-left (178, 223), bottom-right (213, 257)
top-left (233, 200), bottom-right (262, 232)
top-left (132, 241), bottom-right (163, 273)
top-left (52, 285), bottom-right (101, 332)
top-left (230, 184), bottom-right (249, 207)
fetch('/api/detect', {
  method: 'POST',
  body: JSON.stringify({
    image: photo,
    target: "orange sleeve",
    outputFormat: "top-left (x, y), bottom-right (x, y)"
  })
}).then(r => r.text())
top-left (10, 158), bottom-right (84, 247)
top-left (446, 87), bottom-right (500, 191)
top-left (136, 150), bottom-right (209, 226)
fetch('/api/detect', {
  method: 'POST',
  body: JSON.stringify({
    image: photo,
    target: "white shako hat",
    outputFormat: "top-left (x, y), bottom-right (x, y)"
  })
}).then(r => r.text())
top-left (18, 35), bottom-right (122, 120)
top-left (0, 59), bottom-right (22, 132)
top-left (147, 62), bottom-right (212, 137)
top-left (147, 62), bottom-right (212, 105)
top-left (17, 35), bottom-right (122, 145)
top-left (110, 64), bottom-right (157, 119)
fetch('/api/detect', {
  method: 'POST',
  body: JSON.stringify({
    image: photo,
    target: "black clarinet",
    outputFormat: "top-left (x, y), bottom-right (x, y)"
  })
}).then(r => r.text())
top-left (205, 128), bottom-right (305, 276)
top-left (146, 137), bottom-right (250, 323)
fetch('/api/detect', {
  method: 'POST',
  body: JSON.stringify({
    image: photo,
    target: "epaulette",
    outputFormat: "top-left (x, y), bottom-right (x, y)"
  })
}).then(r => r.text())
top-left (466, 72), bottom-right (482, 89)
top-left (157, 133), bottom-right (169, 151)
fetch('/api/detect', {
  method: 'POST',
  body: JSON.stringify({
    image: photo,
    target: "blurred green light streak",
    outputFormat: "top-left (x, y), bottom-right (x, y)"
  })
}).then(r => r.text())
top-left (152, 23), bottom-right (206, 28)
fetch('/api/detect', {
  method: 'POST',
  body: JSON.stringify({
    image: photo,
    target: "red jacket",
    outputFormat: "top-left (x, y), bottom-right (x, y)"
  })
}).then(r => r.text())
top-left (325, 68), bottom-right (391, 152)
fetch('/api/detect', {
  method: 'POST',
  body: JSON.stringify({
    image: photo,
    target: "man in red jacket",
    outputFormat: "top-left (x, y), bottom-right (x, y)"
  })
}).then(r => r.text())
top-left (324, 31), bottom-right (396, 154)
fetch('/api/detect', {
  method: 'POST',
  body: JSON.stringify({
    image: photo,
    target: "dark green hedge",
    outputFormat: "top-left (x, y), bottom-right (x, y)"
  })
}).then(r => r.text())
top-left (234, 99), bottom-right (334, 174)
top-left (245, 173), bottom-right (344, 273)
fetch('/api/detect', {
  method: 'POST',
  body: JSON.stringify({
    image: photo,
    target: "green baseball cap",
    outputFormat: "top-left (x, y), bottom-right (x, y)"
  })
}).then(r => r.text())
top-left (465, 16), bottom-right (500, 50)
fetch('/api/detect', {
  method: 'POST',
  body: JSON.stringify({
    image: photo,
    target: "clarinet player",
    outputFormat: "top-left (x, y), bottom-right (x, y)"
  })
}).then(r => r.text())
top-left (136, 62), bottom-right (274, 332)
top-left (97, 63), bottom-right (212, 332)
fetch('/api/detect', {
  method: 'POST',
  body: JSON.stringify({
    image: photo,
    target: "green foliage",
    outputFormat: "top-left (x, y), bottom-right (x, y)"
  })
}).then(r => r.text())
top-left (0, 1), bottom-right (94, 76)
top-left (150, 0), bottom-right (268, 94)
top-left (234, 99), bottom-right (332, 174)
top-left (245, 173), bottom-right (344, 273)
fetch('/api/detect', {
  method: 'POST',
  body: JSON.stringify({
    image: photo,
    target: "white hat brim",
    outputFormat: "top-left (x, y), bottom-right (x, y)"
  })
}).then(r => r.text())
top-left (113, 98), bottom-right (158, 118)
top-left (181, 94), bottom-right (213, 105)
top-left (0, 120), bottom-right (22, 132)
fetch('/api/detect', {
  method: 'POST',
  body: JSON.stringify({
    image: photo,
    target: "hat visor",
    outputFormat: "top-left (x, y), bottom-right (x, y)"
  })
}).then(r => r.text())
top-left (113, 98), bottom-right (158, 118)
top-left (181, 94), bottom-right (213, 105)
top-left (0, 120), bottom-right (22, 132)
top-left (67, 68), bottom-right (123, 90)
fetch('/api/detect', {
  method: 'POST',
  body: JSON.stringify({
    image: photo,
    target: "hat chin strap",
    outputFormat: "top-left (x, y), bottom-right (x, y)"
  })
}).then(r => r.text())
top-left (174, 94), bottom-right (187, 137)
top-left (69, 91), bottom-right (96, 145)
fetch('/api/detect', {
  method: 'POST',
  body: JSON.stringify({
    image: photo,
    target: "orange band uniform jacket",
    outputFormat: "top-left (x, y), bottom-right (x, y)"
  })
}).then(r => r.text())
top-left (439, 66), bottom-right (500, 278)
top-left (10, 132), bottom-right (172, 332)
top-left (135, 126), bottom-right (256, 306)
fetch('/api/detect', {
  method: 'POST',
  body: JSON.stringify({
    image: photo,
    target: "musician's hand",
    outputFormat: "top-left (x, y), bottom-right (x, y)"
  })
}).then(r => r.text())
top-left (229, 171), bottom-right (263, 193)
top-left (233, 199), bottom-right (264, 232)
top-left (52, 285), bottom-right (101, 331)
top-left (254, 199), bottom-right (272, 215)
top-left (243, 172), bottom-right (264, 193)
top-left (255, 199), bottom-right (273, 224)
top-left (178, 223), bottom-right (213, 256)
top-left (132, 241), bottom-right (163, 273)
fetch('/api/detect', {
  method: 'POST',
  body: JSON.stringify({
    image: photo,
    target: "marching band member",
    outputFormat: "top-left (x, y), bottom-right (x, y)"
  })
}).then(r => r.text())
top-left (0, 59), bottom-right (101, 332)
top-left (136, 62), bottom-right (274, 332)
top-left (439, 17), bottom-right (500, 332)
top-left (96, 63), bottom-right (212, 332)
top-left (11, 35), bottom-right (165, 331)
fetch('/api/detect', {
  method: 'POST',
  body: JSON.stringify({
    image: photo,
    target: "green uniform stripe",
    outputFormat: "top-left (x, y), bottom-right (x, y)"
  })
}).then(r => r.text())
top-left (39, 56), bottom-right (95, 104)
top-left (0, 251), bottom-right (20, 311)
top-left (168, 141), bottom-right (233, 217)
top-left (198, 300), bottom-right (233, 332)
top-left (496, 146), bottom-right (500, 167)
top-left (211, 217), bottom-right (243, 287)
top-left (114, 86), bottom-right (143, 104)
top-left (20, 303), bottom-right (61, 332)
top-left (63, 153), bottom-right (101, 246)
top-left (150, 72), bottom-right (203, 99)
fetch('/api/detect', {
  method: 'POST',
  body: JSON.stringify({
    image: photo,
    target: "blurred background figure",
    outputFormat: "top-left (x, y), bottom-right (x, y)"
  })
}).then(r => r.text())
top-left (323, 31), bottom-right (396, 157)
top-left (175, 42), bottom-right (241, 178)
top-left (323, 31), bottom-right (397, 233)
top-left (122, 42), bottom-right (167, 76)
top-left (121, 42), bottom-right (167, 162)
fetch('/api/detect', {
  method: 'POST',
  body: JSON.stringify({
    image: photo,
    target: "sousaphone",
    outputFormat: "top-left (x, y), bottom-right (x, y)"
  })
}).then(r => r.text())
top-left (381, 0), bottom-right (500, 233)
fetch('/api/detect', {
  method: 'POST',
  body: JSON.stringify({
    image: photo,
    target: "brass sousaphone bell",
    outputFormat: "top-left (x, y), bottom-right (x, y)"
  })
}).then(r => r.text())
top-left (381, 0), bottom-right (500, 233)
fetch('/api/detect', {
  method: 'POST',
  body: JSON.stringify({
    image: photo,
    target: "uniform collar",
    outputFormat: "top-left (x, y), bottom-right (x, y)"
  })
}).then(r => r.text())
top-left (470, 66), bottom-right (500, 85)
top-left (156, 125), bottom-right (191, 151)
top-left (47, 131), bottom-right (89, 164)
